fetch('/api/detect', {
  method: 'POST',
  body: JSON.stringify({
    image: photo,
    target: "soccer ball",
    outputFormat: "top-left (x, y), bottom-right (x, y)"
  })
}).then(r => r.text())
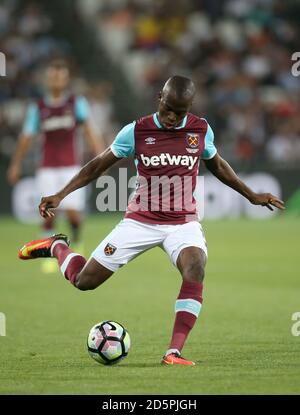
top-left (87, 321), bottom-right (130, 365)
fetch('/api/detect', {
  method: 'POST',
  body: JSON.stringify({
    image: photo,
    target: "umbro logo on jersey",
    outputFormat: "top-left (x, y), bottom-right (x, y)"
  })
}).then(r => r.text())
top-left (140, 153), bottom-right (198, 170)
top-left (145, 137), bottom-right (156, 145)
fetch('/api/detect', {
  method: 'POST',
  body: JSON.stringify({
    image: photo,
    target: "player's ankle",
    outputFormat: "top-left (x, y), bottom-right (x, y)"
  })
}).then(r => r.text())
top-left (50, 239), bottom-right (69, 257)
top-left (165, 348), bottom-right (180, 356)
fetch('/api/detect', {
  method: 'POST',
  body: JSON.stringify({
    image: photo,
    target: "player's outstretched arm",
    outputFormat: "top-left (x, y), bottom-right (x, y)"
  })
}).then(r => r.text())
top-left (39, 148), bottom-right (119, 218)
top-left (204, 153), bottom-right (285, 211)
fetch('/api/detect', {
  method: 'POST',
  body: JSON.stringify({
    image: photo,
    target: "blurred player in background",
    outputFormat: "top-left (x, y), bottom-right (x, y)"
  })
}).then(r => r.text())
top-left (8, 59), bottom-right (104, 272)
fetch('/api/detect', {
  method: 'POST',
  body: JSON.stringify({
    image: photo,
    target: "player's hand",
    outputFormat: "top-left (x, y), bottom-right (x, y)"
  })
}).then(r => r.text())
top-left (249, 193), bottom-right (285, 211)
top-left (7, 163), bottom-right (20, 185)
top-left (39, 195), bottom-right (62, 218)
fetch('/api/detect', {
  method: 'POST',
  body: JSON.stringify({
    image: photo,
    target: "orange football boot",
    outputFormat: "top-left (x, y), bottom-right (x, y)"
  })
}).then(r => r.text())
top-left (18, 234), bottom-right (70, 260)
top-left (161, 352), bottom-right (195, 366)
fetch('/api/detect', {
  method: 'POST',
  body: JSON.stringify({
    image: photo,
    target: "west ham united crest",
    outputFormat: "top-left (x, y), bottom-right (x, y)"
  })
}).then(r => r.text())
top-left (186, 133), bottom-right (200, 153)
top-left (104, 243), bottom-right (117, 256)
top-left (186, 133), bottom-right (200, 148)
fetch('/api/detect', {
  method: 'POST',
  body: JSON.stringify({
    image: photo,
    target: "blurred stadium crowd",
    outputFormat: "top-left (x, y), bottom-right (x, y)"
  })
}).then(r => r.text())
top-left (1, 0), bottom-right (300, 167)
top-left (79, 0), bottom-right (300, 165)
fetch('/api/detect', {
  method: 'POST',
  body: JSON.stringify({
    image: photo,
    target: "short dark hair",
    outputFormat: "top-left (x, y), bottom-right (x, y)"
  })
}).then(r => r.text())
top-left (163, 76), bottom-right (195, 101)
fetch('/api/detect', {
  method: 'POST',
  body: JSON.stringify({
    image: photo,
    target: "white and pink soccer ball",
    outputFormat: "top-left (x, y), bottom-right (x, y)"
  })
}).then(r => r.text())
top-left (87, 321), bottom-right (131, 365)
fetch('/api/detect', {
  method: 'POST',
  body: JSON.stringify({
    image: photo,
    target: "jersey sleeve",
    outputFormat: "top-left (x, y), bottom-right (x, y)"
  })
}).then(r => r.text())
top-left (75, 96), bottom-right (90, 123)
top-left (201, 122), bottom-right (217, 160)
top-left (110, 122), bottom-right (135, 158)
top-left (22, 103), bottom-right (40, 136)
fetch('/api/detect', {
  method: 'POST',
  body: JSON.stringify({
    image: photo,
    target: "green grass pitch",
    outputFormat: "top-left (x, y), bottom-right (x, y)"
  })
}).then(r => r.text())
top-left (0, 215), bottom-right (299, 394)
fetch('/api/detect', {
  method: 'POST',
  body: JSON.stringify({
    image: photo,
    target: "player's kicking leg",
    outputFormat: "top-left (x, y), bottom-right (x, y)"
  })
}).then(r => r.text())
top-left (18, 234), bottom-right (113, 289)
top-left (161, 246), bottom-right (206, 367)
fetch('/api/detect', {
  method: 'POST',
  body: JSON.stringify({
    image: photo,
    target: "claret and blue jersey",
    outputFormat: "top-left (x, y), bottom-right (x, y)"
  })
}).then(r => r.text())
top-left (110, 112), bottom-right (217, 224)
top-left (110, 112), bottom-right (216, 160)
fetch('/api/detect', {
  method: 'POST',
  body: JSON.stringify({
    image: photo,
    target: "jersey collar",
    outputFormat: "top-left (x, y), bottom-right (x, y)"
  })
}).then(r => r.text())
top-left (153, 112), bottom-right (188, 130)
top-left (45, 93), bottom-right (69, 107)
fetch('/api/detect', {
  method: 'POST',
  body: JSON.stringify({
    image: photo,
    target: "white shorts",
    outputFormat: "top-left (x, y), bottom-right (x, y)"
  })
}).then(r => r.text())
top-left (91, 218), bottom-right (208, 272)
top-left (36, 166), bottom-right (85, 211)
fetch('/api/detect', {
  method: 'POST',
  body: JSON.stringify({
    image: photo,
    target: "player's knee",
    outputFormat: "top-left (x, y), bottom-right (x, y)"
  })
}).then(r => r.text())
top-left (182, 258), bottom-right (205, 283)
top-left (74, 274), bottom-right (97, 291)
top-left (74, 264), bottom-right (113, 291)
